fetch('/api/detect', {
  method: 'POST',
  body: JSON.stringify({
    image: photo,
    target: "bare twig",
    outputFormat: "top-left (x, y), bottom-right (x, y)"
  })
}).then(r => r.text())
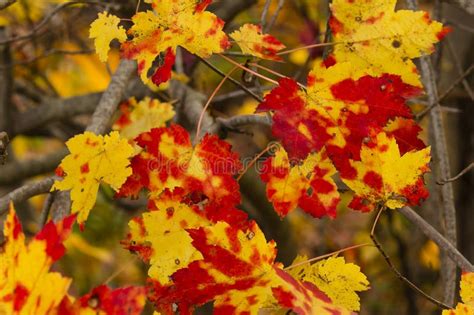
top-left (446, 40), bottom-right (474, 101)
top-left (39, 192), bottom-right (56, 226)
top-left (197, 57), bottom-right (264, 102)
top-left (370, 207), bottom-right (451, 309)
top-left (50, 59), bottom-right (137, 221)
top-left (0, 177), bottom-right (57, 215)
top-left (260, 0), bottom-right (272, 31)
top-left (86, 60), bottom-right (136, 134)
top-left (0, 1), bottom-right (108, 45)
top-left (266, 0), bottom-right (285, 32)
top-left (416, 64), bottom-right (474, 120)
top-left (437, 162), bottom-right (474, 185)
top-left (406, 0), bottom-right (458, 304)
top-left (0, 148), bottom-right (68, 185)
top-left (399, 207), bottom-right (474, 272)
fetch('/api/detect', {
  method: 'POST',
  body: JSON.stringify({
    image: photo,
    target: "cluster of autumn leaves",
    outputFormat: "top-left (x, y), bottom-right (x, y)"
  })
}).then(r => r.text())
top-left (2, 0), bottom-right (474, 314)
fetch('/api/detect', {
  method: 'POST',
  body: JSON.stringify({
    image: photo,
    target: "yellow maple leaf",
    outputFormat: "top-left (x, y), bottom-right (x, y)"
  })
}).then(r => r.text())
top-left (341, 131), bottom-right (431, 212)
top-left (89, 11), bottom-right (127, 62)
top-left (461, 273), bottom-right (474, 307)
top-left (230, 24), bottom-right (285, 60)
top-left (443, 273), bottom-right (474, 315)
top-left (329, 0), bottom-right (447, 86)
top-left (288, 255), bottom-right (369, 311)
top-left (52, 131), bottom-right (134, 224)
top-left (0, 204), bottom-right (73, 315)
top-left (113, 97), bottom-right (175, 140)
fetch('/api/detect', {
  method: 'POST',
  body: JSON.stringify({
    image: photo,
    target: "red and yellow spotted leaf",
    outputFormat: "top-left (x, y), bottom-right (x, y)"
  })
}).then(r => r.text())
top-left (443, 272), bottom-right (474, 315)
top-left (147, 220), bottom-right (349, 315)
top-left (329, 0), bottom-right (448, 86)
top-left (122, 0), bottom-right (229, 86)
top-left (341, 131), bottom-right (431, 212)
top-left (57, 285), bottom-right (146, 315)
top-left (230, 24), bottom-right (285, 61)
top-left (288, 255), bottom-right (369, 311)
top-left (271, 267), bottom-right (351, 315)
top-left (123, 188), bottom-right (211, 285)
top-left (258, 61), bottom-right (421, 171)
top-left (261, 146), bottom-right (340, 219)
top-left (383, 117), bottom-right (426, 154)
top-left (118, 125), bottom-right (242, 208)
top-left (52, 131), bottom-right (134, 224)
top-left (0, 203), bottom-right (75, 315)
top-left (149, 220), bottom-right (278, 314)
top-left (89, 12), bottom-right (127, 62)
top-left (123, 188), bottom-right (250, 286)
top-left (113, 97), bottom-right (175, 140)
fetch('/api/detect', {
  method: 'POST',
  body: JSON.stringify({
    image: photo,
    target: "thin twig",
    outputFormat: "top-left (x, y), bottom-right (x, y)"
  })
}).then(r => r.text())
top-left (416, 64), bottom-right (474, 120)
top-left (266, 0), bottom-right (285, 32)
top-left (446, 39), bottom-right (474, 101)
top-left (284, 243), bottom-right (372, 270)
top-left (0, 1), bottom-right (108, 45)
top-left (370, 206), bottom-right (451, 310)
top-left (39, 192), bottom-right (56, 227)
top-left (0, 177), bottom-right (57, 215)
top-left (218, 54), bottom-right (279, 85)
top-left (260, 0), bottom-right (272, 31)
top-left (197, 57), bottom-right (263, 102)
top-left (437, 162), bottom-right (474, 184)
top-left (398, 207), bottom-right (474, 272)
top-left (196, 66), bottom-right (238, 139)
top-left (86, 60), bottom-right (136, 135)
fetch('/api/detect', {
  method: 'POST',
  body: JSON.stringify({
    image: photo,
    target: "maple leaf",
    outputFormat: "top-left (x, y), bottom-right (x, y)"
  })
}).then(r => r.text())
top-left (383, 117), bottom-right (426, 154)
top-left (230, 24), bottom-right (285, 61)
top-left (261, 146), bottom-right (340, 219)
top-left (257, 61), bottom-right (421, 170)
top-left (89, 11), bottom-right (127, 62)
top-left (149, 220), bottom-right (278, 314)
top-left (124, 188), bottom-right (211, 285)
top-left (271, 267), bottom-right (351, 315)
top-left (0, 204), bottom-right (146, 315)
top-left (113, 97), bottom-right (175, 140)
top-left (122, 0), bottom-right (229, 86)
top-left (288, 255), bottom-right (369, 311)
top-left (118, 125), bottom-right (242, 209)
top-left (329, 0), bottom-right (448, 86)
top-left (148, 220), bottom-right (350, 315)
top-left (123, 188), bottom-right (250, 285)
top-left (442, 272), bottom-right (474, 315)
top-left (52, 131), bottom-right (134, 224)
top-left (58, 285), bottom-right (146, 315)
top-left (0, 203), bottom-right (75, 315)
top-left (341, 130), bottom-right (431, 212)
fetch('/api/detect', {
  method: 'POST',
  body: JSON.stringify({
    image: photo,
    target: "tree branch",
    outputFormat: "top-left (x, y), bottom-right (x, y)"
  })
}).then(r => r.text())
top-left (86, 60), bottom-right (137, 134)
top-left (405, 0), bottom-right (458, 304)
top-left (399, 207), bottom-right (474, 272)
top-left (0, 148), bottom-right (68, 185)
top-left (12, 93), bottom-right (101, 136)
top-left (0, 177), bottom-right (57, 215)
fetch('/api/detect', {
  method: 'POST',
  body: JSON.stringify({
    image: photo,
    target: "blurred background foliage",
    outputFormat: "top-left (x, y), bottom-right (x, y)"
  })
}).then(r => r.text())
top-left (0, 0), bottom-right (472, 314)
